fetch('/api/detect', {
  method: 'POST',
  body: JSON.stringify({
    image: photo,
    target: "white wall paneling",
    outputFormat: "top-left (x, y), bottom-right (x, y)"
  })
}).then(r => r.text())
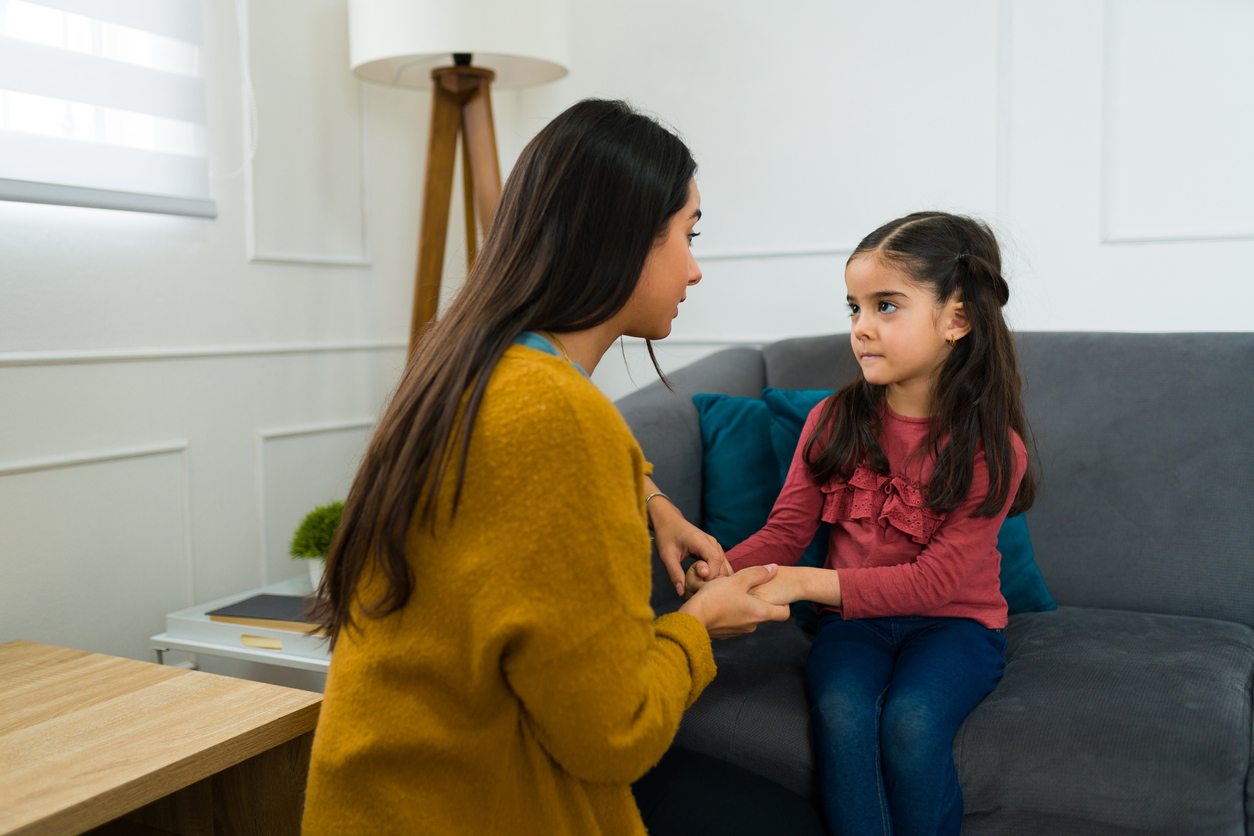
top-left (694, 245), bottom-right (859, 262)
top-left (255, 420), bottom-right (374, 585)
top-left (0, 341), bottom-right (407, 368)
top-left (0, 442), bottom-right (193, 661)
top-left (0, 0), bottom-right (414, 668)
top-left (243, 0), bottom-right (372, 266)
top-left (1099, 0), bottom-right (1254, 244)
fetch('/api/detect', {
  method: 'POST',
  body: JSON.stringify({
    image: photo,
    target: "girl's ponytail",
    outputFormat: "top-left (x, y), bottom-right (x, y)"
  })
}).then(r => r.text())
top-left (805, 212), bottom-right (1036, 518)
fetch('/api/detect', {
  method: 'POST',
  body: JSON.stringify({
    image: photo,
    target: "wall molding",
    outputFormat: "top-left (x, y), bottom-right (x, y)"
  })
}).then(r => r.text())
top-left (1097, 0), bottom-right (1254, 245)
top-left (0, 440), bottom-right (196, 607)
top-left (620, 335), bottom-right (838, 348)
top-left (257, 418), bottom-right (376, 442)
top-left (241, 0), bottom-right (372, 268)
top-left (254, 418), bottom-right (375, 585)
top-left (1100, 231), bottom-right (1254, 246)
top-left (0, 340), bottom-right (407, 368)
top-left (0, 440), bottom-right (188, 476)
top-left (695, 244), bottom-right (857, 262)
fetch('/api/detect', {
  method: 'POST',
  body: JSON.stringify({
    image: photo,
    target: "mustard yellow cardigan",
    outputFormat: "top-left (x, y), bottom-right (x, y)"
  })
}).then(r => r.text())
top-left (302, 345), bottom-right (716, 835)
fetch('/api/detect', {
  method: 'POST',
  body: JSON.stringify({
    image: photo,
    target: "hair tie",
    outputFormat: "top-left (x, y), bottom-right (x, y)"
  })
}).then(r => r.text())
top-left (956, 252), bottom-right (968, 261)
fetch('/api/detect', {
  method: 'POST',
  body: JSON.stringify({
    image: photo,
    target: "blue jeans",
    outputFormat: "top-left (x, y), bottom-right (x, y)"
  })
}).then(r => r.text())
top-left (805, 615), bottom-right (1007, 836)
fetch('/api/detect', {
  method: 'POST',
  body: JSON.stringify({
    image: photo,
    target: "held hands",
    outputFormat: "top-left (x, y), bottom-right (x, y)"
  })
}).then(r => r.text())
top-left (683, 559), bottom-right (733, 598)
top-left (744, 566), bottom-right (804, 607)
top-left (689, 563), bottom-right (809, 607)
top-left (679, 564), bottom-right (792, 639)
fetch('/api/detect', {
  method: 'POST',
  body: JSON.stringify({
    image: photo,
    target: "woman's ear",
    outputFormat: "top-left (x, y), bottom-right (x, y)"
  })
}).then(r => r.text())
top-left (947, 302), bottom-right (972, 341)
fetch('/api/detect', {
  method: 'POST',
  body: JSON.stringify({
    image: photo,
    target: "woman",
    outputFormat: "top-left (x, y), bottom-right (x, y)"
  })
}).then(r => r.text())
top-left (302, 99), bottom-right (825, 835)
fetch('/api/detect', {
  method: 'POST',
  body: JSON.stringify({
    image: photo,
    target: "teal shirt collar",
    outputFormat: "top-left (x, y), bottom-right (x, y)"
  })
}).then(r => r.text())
top-left (512, 331), bottom-right (590, 378)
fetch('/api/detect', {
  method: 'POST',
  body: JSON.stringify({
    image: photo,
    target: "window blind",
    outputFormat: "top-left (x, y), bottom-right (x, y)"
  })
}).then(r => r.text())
top-left (0, 0), bottom-right (215, 218)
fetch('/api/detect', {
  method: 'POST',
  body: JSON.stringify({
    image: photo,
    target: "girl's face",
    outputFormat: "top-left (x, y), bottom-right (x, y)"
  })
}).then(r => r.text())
top-left (618, 179), bottom-right (703, 340)
top-left (845, 254), bottom-right (969, 415)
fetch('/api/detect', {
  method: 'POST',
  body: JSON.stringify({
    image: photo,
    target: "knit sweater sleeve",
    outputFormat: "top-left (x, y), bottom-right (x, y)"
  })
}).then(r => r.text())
top-left (838, 433), bottom-right (1028, 618)
top-left (498, 369), bottom-right (715, 785)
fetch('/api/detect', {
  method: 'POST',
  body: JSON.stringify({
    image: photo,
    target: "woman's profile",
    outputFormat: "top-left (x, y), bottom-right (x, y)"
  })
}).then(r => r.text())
top-left (301, 99), bottom-right (825, 835)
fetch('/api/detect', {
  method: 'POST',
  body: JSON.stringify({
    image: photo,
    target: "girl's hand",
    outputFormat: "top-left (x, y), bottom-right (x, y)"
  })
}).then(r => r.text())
top-left (648, 486), bottom-right (727, 597)
top-left (749, 567), bottom-right (805, 606)
top-left (751, 566), bottom-right (842, 608)
top-left (684, 557), bottom-right (734, 599)
top-left (679, 564), bottom-right (792, 639)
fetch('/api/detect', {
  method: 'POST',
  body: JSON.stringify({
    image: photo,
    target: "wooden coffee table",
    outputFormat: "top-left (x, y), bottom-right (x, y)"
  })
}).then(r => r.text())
top-left (0, 641), bottom-right (322, 836)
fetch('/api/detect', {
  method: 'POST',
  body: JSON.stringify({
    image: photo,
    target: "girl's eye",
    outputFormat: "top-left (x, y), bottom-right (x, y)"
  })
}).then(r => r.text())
top-left (848, 304), bottom-right (859, 316)
top-left (878, 301), bottom-right (897, 313)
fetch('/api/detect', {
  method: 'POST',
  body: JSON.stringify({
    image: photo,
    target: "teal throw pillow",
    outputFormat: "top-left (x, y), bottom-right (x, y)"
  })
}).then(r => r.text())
top-left (759, 388), bottom-right (838, 630)
top-left (691, 394), bottom-right (781, 551)
top-left (996, 513), bottom-right (1057, 614)
top-left (761, 387), bottom-right (835, 485)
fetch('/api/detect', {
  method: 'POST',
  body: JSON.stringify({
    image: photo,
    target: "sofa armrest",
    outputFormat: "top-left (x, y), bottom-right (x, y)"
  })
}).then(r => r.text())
top-left (614, 347), bottom-right (765, 611)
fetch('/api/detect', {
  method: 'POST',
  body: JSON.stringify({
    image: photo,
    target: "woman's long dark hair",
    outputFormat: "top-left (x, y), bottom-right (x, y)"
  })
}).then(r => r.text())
top-left (313, 99), bottom-right (696, 647)
top-left (805, 211), bottom-right (1036, 518)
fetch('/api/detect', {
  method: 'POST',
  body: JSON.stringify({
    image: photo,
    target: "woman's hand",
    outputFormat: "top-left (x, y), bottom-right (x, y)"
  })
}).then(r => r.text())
top-left (646, 479), bottom-right (728, 597)
top-left (679, 565), bottom-right (792, 639)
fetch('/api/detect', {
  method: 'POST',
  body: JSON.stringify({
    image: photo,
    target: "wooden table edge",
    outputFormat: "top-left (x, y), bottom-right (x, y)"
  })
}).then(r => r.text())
top-left (2, 700), bottom-right (321, 836)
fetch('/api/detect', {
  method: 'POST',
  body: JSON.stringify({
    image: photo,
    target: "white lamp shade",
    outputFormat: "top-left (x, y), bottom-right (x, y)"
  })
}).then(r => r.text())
top-left (349, 0), bottom-right (569, 88)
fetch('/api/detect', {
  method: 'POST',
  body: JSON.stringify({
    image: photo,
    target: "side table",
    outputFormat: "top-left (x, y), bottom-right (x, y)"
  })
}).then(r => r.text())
top-left (151, 578), bottom-right (330, 675)
top-left (0, 640), bottom-right (321, 836)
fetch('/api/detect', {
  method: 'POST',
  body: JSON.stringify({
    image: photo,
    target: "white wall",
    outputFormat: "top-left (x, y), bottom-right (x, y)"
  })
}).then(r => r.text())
top-left (2, 0), bottom-right (1251, 671)
top-left (508, 0), bottom-right (1252, 400)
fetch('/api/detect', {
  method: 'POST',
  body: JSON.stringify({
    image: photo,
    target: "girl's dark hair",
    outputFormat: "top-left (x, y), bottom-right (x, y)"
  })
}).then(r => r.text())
top-left (311, 99), bottom-right (696, 648)
top-left (805, 211), bottom-right (1036, 518)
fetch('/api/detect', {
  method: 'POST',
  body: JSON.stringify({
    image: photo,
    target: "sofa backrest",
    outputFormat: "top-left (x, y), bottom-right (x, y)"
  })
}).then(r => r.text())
top-left (757, 332), bottom-right (1254, 628)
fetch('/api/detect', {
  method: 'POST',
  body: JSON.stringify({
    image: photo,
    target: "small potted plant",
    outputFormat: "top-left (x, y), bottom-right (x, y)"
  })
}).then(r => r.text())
top-left (290, 500), bottom-right (344, 588)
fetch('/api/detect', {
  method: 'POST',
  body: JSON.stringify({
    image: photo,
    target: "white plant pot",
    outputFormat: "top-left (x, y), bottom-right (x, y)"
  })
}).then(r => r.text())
top-left (308, 559), bottom-right (326, 589)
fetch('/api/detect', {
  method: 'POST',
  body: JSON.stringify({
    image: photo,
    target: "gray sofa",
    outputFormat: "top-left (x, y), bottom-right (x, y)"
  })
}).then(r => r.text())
top-left (616, 332), bottom-right (1254, 836)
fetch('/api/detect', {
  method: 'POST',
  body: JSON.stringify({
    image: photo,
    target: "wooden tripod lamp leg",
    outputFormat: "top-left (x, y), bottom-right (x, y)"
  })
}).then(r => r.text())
top-left (461, 130), bottom-right (478, 269)
top-left (410, 83), bottom-right (463, 359)
top-left (461, 79), bottom-right (502, 238)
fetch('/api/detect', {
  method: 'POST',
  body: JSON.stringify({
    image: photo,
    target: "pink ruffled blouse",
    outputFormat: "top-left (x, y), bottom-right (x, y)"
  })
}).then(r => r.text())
top-left (726, 401), bottom-right (1027, 629)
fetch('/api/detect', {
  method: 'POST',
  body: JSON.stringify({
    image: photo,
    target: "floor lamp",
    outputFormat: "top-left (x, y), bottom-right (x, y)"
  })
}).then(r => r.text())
top-left (347, 0), bottom-right (570, 358)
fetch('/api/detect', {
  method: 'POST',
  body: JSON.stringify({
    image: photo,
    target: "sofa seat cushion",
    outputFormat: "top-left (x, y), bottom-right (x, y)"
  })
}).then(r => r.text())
top-left (674, 606), bottom-right (1253, 836)
top-left (673, 619), bottom-right (815, 798)
top-left (958, 606), bottom-right (1254, 836)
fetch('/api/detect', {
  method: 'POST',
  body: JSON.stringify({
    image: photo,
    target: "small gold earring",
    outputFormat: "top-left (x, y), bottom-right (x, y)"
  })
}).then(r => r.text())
top-left (947, 335), bottom-right (956, 348)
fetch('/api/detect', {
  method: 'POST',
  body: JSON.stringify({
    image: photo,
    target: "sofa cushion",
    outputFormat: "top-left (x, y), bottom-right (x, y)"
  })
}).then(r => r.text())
top-left (958, 606), bottom-right (1253, 836)
top-left (677, 605), bottom-right (1254, 836)
top-left (673, 619), bottom-right (815, 799)
top-left (1008, 333), bottom-right (1254, 628)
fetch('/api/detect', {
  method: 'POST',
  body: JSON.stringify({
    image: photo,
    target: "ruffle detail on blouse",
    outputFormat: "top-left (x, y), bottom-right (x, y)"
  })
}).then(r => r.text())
top-left (820, 464), bottom-right (946, 545)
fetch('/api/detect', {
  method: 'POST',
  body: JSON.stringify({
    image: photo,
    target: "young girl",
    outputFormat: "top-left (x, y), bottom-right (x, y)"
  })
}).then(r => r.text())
top-left (690, 211), bottom-right (1035, 836)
